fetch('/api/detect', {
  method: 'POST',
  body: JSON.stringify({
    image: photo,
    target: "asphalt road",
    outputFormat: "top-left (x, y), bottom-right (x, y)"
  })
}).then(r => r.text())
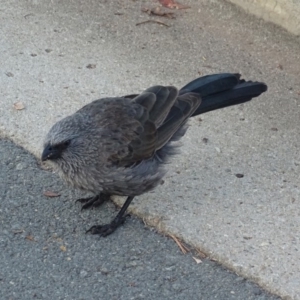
top-left (0, 138), bottom-right (280, 300)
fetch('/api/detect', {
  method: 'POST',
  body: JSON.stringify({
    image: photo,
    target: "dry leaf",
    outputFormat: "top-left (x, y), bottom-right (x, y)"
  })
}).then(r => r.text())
top-left (13, 102), bottom-right (25, 110)
top-left (60, 245), bottom-right (67, 252)
top-left (25, 235), bottom-right (35, 242)
top-left (158, 0), bottom-right (190, 9)
top-left (43, 190), bottom-right (61, 197)
top-left (193, 256), bottom-right (202, 264)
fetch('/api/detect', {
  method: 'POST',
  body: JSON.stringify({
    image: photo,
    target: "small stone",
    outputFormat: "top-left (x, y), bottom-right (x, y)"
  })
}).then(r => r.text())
top-left (126, 261), bottom-right (138, 267)
top-left (86, 64), bottom-right (96, 69)
top-left (13, 102), bottom-right (25, 110)
top-left (16, 163), bottom-right (25, 170)
top-left (6, 72), bottom-right (14, 77)
top-left (99, 267), bottom-right (109, 275)
top-left (80, 270), bottom-right (88, 278)
top-left (165, 265), bottom-right (176, 271)
top-left (235, 173), bottom-right (244, 178)
top-left (172, 283), bottom-right (181, 290)
top-left (235, 277), bottom-right (245, 282)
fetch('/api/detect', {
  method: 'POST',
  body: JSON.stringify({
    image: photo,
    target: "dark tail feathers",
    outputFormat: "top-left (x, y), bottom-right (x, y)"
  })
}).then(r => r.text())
top-left (180, 73), bottom-right (267, 116)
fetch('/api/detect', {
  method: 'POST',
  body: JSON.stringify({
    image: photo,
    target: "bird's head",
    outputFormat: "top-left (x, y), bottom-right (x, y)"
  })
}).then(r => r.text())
top-left (42, 114), bottom-right (89, 164)
top-left (42, 139), bottom-right (71, 162)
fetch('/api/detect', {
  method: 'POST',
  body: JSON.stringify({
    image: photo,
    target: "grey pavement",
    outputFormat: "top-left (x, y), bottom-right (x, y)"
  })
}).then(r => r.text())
top-left (228, 0), bottom-right (300, 36)
top-left (0, 138), bottom-right (280, 300)
top-left (0, 0), bottom-right (300, 299)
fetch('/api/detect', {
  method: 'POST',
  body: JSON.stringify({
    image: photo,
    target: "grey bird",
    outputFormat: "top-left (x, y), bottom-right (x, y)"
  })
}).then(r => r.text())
top-left (42, 73), bottom-right (267, 236)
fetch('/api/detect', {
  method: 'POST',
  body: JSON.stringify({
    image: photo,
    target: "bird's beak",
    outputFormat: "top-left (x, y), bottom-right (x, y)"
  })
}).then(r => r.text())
top-left (41, 144), bottom-right (61, 161)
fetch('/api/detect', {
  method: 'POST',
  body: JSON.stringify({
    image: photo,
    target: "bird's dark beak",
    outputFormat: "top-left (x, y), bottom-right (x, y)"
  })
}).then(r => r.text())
top-left (41, 144), bottom-right (61, 161)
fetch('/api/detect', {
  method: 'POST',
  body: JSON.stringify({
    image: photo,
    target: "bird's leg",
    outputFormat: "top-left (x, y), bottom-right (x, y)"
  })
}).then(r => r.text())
top-left (76, 193), bottom-right (111, 210)
top-left (86, 196), bottom-right (134, 237)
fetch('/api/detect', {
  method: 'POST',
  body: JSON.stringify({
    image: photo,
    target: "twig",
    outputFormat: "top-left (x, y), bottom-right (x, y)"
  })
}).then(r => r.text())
top-left (136, 19), bottom-right (170, 27)
top-left (169, 234), bottom-right (190, 254)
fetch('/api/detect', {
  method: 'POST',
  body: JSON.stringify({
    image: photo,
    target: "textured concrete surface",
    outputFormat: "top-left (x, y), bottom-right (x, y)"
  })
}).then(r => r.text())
top-left (1, 0), bottom-right (300, 299)
top-left (0, 138), bottom-right (281, 300)
top-left (228, 0), bottom-right (300, 36)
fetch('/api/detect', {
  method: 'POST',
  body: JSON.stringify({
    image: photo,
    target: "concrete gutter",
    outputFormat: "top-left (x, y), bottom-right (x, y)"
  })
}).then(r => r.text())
top-left (228, 0), bottom-right (300, 36)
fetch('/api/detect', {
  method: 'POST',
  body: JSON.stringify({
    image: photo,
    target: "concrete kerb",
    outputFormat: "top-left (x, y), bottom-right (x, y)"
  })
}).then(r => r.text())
top-left (228, 0), bottom-right (300, 36)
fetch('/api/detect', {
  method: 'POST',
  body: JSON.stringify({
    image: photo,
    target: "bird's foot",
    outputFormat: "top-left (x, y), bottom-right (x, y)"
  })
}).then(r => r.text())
top-left (76, 193), bottom-right (110, 210)
top-left (86, 216), bottom-right (129, 237)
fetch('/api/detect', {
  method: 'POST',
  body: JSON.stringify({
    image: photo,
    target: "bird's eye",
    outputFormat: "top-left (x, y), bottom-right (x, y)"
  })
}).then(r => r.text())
top-left (64, 140), bottom-right (71, 147)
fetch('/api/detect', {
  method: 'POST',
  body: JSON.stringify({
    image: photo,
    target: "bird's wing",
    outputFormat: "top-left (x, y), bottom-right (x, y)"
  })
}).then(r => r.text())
top-left (79, 87), bottom-right (201, 167)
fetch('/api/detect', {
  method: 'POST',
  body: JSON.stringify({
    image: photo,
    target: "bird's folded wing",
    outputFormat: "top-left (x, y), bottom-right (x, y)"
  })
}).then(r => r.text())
top-left (79, 86), bottom-right (201, 167)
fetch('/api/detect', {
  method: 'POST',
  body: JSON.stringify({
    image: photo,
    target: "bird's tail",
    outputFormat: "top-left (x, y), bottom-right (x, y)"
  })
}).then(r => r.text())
top-left (179, 73), bottom-right (267, 116)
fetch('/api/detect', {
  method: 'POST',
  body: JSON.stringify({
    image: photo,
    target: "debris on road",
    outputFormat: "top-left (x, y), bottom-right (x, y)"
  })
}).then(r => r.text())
top-left (142, 7), bottom-right (175, 19)
top-left (136, 19), bottom-right (170, 27)
top-left (169, 234), bottom-right (190, 254)
top-left (158, 0), bottom-right (190, 9)
top-left (13, 102), bottom-right (25, 110)
top-left (43, 190), bottom-right (61, 197)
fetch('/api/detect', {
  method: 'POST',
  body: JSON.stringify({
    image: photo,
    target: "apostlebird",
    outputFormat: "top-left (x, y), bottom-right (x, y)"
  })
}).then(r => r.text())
top-left (42, 73), bottom-right (267, 236)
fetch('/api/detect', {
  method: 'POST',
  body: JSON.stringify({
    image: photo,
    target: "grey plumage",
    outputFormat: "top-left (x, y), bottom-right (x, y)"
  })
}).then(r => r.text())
top-left (42, 73), bottom-right (267, 236)
top-left (44, 89), bottom-right (199, 196)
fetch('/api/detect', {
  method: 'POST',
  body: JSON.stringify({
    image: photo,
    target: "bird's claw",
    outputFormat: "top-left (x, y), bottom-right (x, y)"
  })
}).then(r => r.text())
top-left (76, 197), bottom-right (90, 204)
top-left (86, 216), bottom-right (128, 237)
top-left (76, 194), bottom-right (110, 210)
